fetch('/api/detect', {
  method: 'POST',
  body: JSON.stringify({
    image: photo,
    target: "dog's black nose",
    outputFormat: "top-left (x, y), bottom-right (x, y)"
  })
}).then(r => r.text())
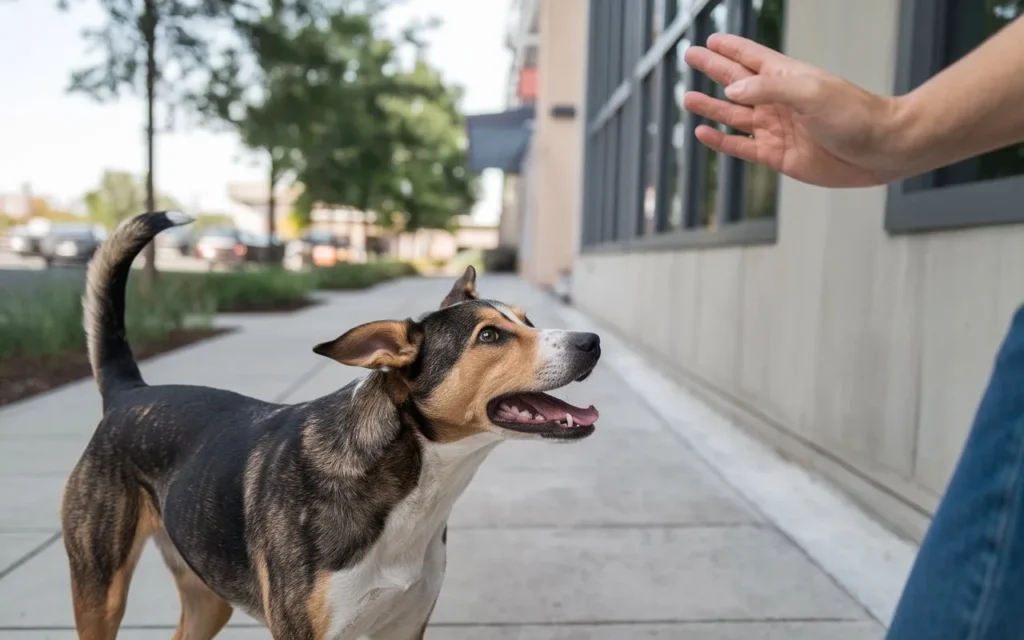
top-left (572, 332), bottom-right (600, 353)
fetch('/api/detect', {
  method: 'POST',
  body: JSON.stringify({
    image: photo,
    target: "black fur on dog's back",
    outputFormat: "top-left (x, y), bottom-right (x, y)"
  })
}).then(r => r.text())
top-left (83, 211), bottom-right (194, 402)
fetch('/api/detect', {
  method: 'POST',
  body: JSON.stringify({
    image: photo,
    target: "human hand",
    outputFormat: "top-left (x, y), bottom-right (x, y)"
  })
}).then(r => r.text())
top-left (683, 33), bottom-right (906, 188)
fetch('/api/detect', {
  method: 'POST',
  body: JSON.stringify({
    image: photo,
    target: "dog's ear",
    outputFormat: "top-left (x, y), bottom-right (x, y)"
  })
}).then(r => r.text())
top-left (440, 265), bottom-right (478, 309)
top-left (313, 320), bottom-right (419, 369)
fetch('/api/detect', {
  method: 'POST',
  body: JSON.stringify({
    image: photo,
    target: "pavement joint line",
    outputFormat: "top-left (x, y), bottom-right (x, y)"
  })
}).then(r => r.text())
top-left (445, 522), bottom-right (768, 531)
top-left (551, 298), bottom-right (915, 628)
top-left (272, 359), bottom-right (330, 403)
top-left (0, 531), bottom-right (60, 581)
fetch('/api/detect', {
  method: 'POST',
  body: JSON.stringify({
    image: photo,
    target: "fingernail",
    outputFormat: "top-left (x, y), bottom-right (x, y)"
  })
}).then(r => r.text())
top-left (725, 79), bottom-right (749, 100)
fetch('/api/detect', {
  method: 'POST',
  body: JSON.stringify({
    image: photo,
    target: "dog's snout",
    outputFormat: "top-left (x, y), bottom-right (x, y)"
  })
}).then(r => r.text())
top-left (572, 333), bottom-right (600, 353)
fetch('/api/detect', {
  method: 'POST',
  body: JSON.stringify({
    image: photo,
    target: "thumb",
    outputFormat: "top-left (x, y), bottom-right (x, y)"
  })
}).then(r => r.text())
top-left (725, 73), bottom-right (821, 109)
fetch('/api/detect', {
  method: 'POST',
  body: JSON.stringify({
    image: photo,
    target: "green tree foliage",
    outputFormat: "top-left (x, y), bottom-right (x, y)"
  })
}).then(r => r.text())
top-left (84, 170), bottom-right (181, 229)
top-left (200, 3), bottom-right (476, 232)
top-left (57, 0), bottom-right (345, 276)
top-left (380, 60), bottom-right (476, 231)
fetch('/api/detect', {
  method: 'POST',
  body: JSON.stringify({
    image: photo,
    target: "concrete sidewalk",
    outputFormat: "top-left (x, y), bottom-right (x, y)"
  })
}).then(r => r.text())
top-left (0, 275), bottom-right (896, 638)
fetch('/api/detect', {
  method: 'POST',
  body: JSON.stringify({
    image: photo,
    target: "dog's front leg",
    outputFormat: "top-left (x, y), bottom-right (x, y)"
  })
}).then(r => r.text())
top-left (254, 550), bottom-right (332, 640)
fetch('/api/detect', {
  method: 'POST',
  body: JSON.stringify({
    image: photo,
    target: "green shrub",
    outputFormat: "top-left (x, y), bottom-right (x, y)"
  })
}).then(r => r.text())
top-left (314, 262), bottom-right (418, 291)
top-left (0, 275), bottom-right (213, 362)
top-left (165, 269), bottom-right (316, 313)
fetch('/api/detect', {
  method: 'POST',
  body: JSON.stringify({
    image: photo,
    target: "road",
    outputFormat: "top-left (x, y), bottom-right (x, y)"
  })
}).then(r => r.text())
top-left (0, 248), bottom-right (211, 294)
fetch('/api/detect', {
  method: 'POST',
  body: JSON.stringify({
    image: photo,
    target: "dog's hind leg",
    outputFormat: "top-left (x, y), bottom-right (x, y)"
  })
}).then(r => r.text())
top-left (60, 462), bottom-right (157, 640)
top-left (154, 530), bottom-right (234, 640)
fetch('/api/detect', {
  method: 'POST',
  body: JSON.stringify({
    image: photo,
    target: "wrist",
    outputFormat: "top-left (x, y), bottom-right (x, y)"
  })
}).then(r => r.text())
top-left (876, 93), bottom-right (931, 182)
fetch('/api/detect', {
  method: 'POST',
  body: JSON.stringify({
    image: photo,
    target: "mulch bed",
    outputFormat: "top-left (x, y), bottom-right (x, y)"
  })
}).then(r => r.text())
top-left (0, 328), bottom-right (231, 408)
top-left (217, 298), bottom-right (321, 314)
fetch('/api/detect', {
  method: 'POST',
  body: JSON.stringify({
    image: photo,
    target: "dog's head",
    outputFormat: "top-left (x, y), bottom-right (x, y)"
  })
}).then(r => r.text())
top-left (313, 266), bottom-right (601, 442)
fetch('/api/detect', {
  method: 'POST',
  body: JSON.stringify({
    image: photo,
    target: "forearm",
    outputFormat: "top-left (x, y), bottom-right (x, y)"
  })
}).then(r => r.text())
top-left (888, 16), bottom-right (1024, 178)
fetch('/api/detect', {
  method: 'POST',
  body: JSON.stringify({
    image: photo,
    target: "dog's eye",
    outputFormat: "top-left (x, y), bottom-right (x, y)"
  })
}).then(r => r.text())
top-left (478, 328), bottom-right (500, 343)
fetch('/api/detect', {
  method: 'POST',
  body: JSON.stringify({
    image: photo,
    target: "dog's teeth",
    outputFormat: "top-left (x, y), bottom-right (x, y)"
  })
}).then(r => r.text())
top-left (566, 414), bottom-right (574, 428)
top-left (500, 403), bottom-right (511, 412)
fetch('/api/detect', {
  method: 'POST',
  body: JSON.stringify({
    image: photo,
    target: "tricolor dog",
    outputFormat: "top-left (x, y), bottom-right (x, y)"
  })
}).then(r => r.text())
top-left (60, 211), bottom-right (601, 640)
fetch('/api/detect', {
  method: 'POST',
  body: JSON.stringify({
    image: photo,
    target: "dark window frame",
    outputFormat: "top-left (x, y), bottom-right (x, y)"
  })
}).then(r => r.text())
top-left (580, 0), bottom-right (782, 254)
top-left (887, 0), bottom-right (1024, 234)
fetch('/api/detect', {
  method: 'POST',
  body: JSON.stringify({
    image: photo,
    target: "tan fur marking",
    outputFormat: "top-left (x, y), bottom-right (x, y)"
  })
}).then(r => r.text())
top-left (169, 568), bottom-right (233, 640)
top-left (421, 307), bottom-right (540, 443)
top-left (152, 529), bottom-right (233, 640)
top-left (306, 572), bottom-right (333, 639)
top-left (69, 495), bottom-right (159, 640)
top-left (254, 550), bottom-right (274, 630)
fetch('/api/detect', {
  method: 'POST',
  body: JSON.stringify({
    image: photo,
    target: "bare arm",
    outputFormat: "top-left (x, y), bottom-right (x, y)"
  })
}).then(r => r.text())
top-left (889, 15), bottom-right (1024, 178)
top-left (682, 15), bottom-right (1024, 188)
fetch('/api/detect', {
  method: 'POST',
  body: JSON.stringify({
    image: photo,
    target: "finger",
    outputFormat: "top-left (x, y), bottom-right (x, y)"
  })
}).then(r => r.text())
top-left (706, 33), bottom-right (788, 73)
top-left (724, 73), bottom-right (821, 109)
top-left (682, 92), bottom-right (754, 134)
top-left (694, 125), bottom-right (760, 164)
top-left (683, 45), bottom-right (756, 86)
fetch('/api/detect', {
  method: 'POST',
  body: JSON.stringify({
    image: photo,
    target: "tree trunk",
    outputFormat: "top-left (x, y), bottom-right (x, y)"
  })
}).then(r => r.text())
top-left (142, 0), bottom-right (158, 286)
top-left (267, 152), bottom-right (277, 264)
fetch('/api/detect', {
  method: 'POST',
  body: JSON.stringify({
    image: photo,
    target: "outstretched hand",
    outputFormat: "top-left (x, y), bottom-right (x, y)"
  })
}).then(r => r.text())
top-left (683, 33), bottom-right (903, 188)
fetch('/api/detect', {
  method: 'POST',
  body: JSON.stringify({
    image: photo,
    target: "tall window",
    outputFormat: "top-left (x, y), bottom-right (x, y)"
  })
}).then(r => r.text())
top-left (887, 0), bottom-right (1024, 232)
top-left (581, 0), bottom-right (786, 251)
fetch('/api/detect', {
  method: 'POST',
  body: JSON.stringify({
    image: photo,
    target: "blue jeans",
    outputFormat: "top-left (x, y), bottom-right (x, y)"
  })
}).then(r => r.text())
top-left (888, 305), bottom-right (1024, 639)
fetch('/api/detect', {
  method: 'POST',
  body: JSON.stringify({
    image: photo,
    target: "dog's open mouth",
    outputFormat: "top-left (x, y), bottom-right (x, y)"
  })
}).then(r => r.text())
top-left (487, 392), bottom-right (599, 440)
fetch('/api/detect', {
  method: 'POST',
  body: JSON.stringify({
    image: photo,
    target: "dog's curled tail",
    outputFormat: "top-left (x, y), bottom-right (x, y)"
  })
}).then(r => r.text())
top-left (84, 211), bottom-right (194, 400)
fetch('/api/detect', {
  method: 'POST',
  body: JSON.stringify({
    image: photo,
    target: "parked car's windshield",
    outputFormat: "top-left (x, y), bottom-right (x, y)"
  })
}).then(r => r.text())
top-left (50, 223), bottom-right (96, 239)
top-left (200, 228), bottom-right (239, 240)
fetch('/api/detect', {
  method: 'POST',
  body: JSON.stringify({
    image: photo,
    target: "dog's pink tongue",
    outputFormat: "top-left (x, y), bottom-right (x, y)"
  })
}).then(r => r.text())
top-left (522, 393), bottom-right (599, 426)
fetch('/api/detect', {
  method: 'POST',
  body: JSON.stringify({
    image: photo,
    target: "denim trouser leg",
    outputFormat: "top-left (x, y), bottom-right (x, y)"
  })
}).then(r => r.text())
top-left (887, 305), bottom-right (1024, 639)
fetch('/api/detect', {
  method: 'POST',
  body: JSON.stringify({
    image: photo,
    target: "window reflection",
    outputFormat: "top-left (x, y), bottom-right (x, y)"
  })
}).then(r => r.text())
top-left (666, 38), bottom-right (691, 231)
top-left (744, 0), bottom-right (784, 219)
top-left (641, 72), bottom-right (660, 235)
top-left (934, 0), bottom-right (1024, 187)
top-left (701, 2), bottom-right (728, 227)
top-left (648, 0), bottom-right (666, 47)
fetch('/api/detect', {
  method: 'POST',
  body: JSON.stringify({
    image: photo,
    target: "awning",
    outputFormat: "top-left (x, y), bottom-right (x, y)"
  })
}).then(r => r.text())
top-left (465, 106), bottom-right (535, 174)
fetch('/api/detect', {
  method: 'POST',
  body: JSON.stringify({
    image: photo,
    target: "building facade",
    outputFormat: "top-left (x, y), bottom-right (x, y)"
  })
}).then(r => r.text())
top-left (467, 0), bottom-right (588, 286)
top-left (575, 0), bottom-right (1024, 541)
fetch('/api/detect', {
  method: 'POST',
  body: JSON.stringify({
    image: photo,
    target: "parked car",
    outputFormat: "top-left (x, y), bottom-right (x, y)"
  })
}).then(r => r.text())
top-left (194, 228), bottom-right (283, 269)
top-left (6, 225), bottom-right (41, 257)
top-left (155, 225), bottom-right (197, 257)
top-left (37, 223), bottom-right (106, 267)
top-left (284, 230), bottom-right (351, 271)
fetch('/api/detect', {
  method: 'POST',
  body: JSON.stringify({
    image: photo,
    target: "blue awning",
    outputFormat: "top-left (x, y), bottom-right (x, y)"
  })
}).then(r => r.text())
top-left (465, 106), bottom-right (534, 174)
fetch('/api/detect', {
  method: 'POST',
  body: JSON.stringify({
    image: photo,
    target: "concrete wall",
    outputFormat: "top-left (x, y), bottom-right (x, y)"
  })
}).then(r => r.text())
top-left (520, 0), bottom-right (588, 287)
top-left (573, 0), bottom-right (1024, 541)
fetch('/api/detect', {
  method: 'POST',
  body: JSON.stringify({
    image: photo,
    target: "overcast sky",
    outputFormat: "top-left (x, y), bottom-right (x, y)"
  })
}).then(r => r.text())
top-left (0, 0), bottom-right (512, 221)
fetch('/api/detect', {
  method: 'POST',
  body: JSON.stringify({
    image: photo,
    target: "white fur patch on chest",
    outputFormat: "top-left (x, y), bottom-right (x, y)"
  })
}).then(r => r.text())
top-left (325, 432), bottom-right (500, 639)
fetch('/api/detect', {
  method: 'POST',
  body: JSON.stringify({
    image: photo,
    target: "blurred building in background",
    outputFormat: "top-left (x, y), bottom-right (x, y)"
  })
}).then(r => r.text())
top-left (467, 0), bottom-right (587, 285)
top-left (570, 0), bottom-right (1024, 542)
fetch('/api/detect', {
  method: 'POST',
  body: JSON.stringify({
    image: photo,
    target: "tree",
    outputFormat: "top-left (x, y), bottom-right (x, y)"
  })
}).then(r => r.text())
top-left (252, 13), bottom-right (473, 231)
top-left (58, 0), bottom-right (349, 276)
top-left (381, 60), bottom-right (477, 231)
top-left (83, 170), bottom-right (180, 229)
top-left (195, 1), bottom-right (475, 238)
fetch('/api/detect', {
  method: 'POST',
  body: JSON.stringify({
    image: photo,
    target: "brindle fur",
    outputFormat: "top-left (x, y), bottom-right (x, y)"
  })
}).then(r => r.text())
top-left (61, 212), bottom-right (600, 640)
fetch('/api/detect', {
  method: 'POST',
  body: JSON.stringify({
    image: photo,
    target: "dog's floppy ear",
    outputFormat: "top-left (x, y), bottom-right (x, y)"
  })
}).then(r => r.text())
top-left (313, 320), bottom-right (419, 369)
top-left (440, 265), bottom-right (478, 309)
